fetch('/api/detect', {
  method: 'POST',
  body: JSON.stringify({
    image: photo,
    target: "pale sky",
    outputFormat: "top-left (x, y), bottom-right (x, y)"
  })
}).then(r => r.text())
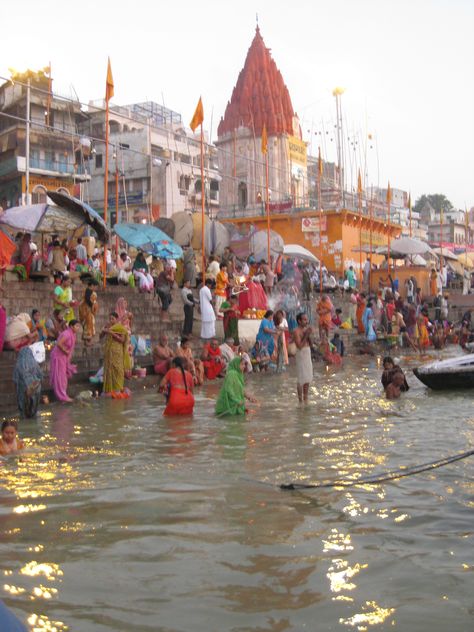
top-left (1, 0), bottom-right (473, 208)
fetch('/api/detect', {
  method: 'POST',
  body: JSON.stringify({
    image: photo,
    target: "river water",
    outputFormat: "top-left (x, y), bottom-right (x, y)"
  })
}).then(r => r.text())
top-left (1, 354), bottom-right (473, 632)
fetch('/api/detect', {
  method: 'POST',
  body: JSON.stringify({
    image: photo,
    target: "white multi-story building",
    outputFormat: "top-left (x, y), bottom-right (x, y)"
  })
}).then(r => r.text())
top-left (79, 100), bottom-right (221, 224)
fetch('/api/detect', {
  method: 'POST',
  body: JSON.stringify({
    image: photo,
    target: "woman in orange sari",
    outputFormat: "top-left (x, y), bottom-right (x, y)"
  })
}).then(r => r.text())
top-left (160, 357), bottom-right (194, 416)
top-left (356, 292), bottom-right (366, 334)
top-left (316, 294), bottom-right (333, 339)
top-left (429, 268), bottom-right (437, 297)
top-left (417, 315), bottom-right (430, 348)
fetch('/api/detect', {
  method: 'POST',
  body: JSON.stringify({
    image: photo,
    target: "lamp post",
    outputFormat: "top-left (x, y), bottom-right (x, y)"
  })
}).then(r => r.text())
top-left (332, 86), bottom-right (345, 209)
top-left (25, 76), bottom-right (31, 205)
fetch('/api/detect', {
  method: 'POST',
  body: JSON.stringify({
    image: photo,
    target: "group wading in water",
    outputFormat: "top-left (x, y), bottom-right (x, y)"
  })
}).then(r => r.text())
top-left (3, 244), bottom-right (473, 423)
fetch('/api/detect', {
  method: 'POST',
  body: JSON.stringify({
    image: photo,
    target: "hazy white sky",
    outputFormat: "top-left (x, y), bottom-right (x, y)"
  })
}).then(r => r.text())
top-left (1, 0), bottom-right (473, 208)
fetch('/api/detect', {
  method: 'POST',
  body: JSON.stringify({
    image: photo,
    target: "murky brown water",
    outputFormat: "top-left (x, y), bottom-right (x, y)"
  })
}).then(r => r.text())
top-left (1, 354), bottom-right (473, 631)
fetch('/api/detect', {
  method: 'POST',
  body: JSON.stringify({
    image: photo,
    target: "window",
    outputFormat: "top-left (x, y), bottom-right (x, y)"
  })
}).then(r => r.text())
top-left (32, 185), bottom-right (47, 204)
top-left (95, 154), bottom-right (103, 169)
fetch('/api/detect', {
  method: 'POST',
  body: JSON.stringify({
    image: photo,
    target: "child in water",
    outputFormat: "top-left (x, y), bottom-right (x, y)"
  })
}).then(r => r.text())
top-left (385, 371), bottom-right (406, 399)
top-left (0, 421), bottom-right (25, 455)
top-left (381, 356), bottom-right (409, 393)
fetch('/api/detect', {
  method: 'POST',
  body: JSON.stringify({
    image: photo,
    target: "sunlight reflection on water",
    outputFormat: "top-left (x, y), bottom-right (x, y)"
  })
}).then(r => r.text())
top-left (1, 355), bottom-right (474, 631)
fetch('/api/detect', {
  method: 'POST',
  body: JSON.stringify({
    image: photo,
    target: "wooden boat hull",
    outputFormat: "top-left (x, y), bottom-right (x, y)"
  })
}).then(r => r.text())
top-left (413, 367), bottom-right (474, 390)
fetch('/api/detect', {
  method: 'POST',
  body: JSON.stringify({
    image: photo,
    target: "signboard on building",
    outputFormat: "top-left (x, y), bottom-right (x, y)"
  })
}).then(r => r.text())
top-left (288, 136), bottom-right (307, 166)
top-left (302, 216), bottom-right (327, 232)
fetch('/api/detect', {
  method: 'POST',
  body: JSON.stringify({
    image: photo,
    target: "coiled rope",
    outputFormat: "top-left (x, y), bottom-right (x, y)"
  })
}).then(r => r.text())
top-left (280, 448), bottom-right (474, 491)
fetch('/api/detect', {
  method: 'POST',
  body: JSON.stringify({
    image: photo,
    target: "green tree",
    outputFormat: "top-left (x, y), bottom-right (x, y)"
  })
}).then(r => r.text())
top-left (413, 193), bottom-right (453, 214)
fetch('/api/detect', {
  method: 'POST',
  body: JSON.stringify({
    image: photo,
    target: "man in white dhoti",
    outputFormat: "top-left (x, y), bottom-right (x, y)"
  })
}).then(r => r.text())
top-left (199, 279), bottom-right (216, 339)
top-left (293, 312), bottom-right (314, 403)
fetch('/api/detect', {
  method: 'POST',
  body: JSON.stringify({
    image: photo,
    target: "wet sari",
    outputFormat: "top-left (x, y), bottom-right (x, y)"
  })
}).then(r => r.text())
top-left (103, 323), bottom-right (129, 393)
top-left (161, 367), bottom-right (194, 416)
top-left (215, 357), bottom-right (245, 416)
top-left (13, 347), bottom-right (43, 417)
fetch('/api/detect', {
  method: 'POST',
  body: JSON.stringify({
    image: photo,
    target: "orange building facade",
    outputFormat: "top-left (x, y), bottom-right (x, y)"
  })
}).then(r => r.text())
top-left (221, 209), bottom-right (401, 277)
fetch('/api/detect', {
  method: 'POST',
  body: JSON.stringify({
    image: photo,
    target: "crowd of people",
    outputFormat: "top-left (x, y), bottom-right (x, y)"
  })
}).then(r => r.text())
top-left (1, 237), bottom-right (473, 447)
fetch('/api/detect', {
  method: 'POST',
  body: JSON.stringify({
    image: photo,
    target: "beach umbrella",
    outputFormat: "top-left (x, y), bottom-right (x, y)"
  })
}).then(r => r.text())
top-left (205, 220), bottom-right (230, 256)
top-left (171, 211), bottom-right (194, 246)
top-left (249, 229), bottom-right (284, 262)
top-left (113, 222), bottom-right (183, 259)
top-left (431, 247), bottom-right (458, 261)
top-left (0, 199), bottom-right (109, 242)
top-left (457, 253), bottom-right (474, 269)
top-left (283, 244), bottom-right (320, 265)
top-left (376, 237), bottom-right (434, 257)
top-left (46, 191), bottom-right (110, 241)
top-left (153, 217), bottom-right (175, 239)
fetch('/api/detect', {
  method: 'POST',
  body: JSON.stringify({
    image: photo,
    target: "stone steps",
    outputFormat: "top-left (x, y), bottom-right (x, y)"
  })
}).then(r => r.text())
top-left (0, 279), bottom-right (188, 411)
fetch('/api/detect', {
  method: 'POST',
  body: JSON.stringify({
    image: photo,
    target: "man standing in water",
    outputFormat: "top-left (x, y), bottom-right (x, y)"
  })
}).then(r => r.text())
top-left (293, 312), bottom-right (313, 403)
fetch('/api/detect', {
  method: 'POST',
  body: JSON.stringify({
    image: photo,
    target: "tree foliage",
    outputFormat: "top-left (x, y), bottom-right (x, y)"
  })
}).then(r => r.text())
top-left (413, 194), bottom-right (453, 214)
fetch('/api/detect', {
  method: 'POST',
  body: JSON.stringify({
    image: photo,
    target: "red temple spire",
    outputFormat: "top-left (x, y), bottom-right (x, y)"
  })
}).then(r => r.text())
top-left (218, 27), bottom-right (296, 138)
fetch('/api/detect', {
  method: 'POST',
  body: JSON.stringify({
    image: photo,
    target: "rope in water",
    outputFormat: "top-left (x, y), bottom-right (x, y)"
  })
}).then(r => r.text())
top-left (280, 448), bottom-right (474, 491)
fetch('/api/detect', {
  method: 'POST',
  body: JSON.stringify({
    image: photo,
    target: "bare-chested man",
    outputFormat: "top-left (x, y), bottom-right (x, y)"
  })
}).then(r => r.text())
top-left (293, 312), bottom-right (314, 402)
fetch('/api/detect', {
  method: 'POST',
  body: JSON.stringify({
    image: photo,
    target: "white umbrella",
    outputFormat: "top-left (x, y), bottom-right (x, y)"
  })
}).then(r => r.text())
top-left (249, 229), bottom-right (284, 262)
top-left (431, 247), bottom-right (458, 261)
top-left (376, 237), bottom-right (433, 257)
top-left (283, 244), bottom-right (320, 265)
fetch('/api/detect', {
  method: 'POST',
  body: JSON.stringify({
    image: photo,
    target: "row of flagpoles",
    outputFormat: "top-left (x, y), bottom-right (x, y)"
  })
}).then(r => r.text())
top-left (101, 60), bottom-right (406, 289)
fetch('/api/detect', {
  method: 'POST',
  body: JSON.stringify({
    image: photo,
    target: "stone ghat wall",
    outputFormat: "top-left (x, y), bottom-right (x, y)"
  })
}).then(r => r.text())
top-left (0, 278), bottom-right (187, 411)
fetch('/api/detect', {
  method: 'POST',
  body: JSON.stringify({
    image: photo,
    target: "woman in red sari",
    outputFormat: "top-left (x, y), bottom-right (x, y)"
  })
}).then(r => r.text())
top-left (356, 292), bottom-right (366, 334)
top-left (160, 357), bottom-right (194, 416)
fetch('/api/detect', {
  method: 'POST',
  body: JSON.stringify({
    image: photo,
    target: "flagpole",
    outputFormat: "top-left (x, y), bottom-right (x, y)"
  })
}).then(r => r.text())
top-left (265, 152), bottom-right (270, 264)
top-left (318, 147), bottom-right (323, 294)
top-left (408, 193), bottom-right (412, 238)
top-left (103, 91), bottom-right (110, 289)
top-left (115, 149), bottom-right (119, 267)
top-left (440, 204), bottom-right (443, 260)
top-left (386, 182), bottom-right (391, 273)
top-left (200, 123), bottom-right (206, 284)
top-left (369, 193), bottom-right (373, 291)
top-left (46, 62), bottom-right (52, 128)
top-left (465, 207), bottom-right (469, 269)
top-left (357, 170), bottom-right (362, 288)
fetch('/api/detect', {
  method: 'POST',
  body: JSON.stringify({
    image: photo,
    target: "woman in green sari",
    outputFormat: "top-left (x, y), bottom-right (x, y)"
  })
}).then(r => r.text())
top-left (100, 311), bottom-right (130, 396)
top-left (215, 356), bottom-right (255, 416)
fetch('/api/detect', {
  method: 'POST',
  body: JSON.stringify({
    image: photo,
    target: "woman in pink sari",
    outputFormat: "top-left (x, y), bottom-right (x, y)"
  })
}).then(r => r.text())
top-left (49, 319), bottom-right (81, 402)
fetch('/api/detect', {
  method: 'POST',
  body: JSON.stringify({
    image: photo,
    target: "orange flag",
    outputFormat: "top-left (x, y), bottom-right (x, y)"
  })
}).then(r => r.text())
top-left (261, 123), bottom-right (268, 155)
top-left (105, 57), bottom-right (114, 102)
top-left (408, 192), bottom-right (411, 210)
top-left (386, 182), bottom-right (391, 204)
top-left (357, 169), bottom-right (362, 194)
top-left (190, 97), bottom-right (204, 132)
top-left (318, 146), bottom-right (323, 175)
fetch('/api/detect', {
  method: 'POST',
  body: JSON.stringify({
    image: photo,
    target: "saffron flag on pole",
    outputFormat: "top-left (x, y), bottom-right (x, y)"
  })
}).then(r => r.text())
top-left (261, 123), bottom-right (268, 155)
top-left (408, 192), bottom-right (411, 210)
top-left (357, 169), bottom-right (362, 194)
top-left (386, 182), bottom-right (391, 204)
top-left (318, 146), bottom-right (323, 175)
top-left (190, 97), bottom-right (204, 132)
top-left (105, 57), bottom-right (114, 102)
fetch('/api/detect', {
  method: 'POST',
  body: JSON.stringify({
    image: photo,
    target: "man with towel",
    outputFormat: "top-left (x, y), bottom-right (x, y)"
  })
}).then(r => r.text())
top-left (292, 312), bottom-right (314, 403)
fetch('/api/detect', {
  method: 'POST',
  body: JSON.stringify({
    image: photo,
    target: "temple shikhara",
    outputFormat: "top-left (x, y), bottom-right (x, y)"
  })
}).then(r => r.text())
top-left (216, 26), bottom-right (307, 213)
top-left (216, 26), bottom-right (402, 276)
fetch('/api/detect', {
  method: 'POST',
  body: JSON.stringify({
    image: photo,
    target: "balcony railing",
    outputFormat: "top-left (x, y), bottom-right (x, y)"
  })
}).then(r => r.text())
top-left (30, 157), bottom-right (87, 175)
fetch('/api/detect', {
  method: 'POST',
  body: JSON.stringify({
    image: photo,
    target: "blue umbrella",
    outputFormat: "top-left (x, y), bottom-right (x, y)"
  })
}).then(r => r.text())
top-left (114, 223), bottom-right (183, 259)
